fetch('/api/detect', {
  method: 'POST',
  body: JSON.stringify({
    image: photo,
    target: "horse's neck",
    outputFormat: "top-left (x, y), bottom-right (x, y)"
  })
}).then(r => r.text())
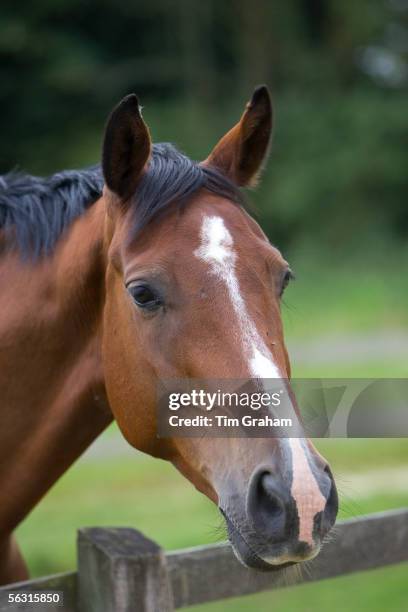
top-left (0, 199), bottom-right (113, 532)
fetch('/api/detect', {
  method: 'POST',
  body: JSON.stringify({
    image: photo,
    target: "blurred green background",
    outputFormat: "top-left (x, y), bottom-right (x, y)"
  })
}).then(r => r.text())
top-left (1, 0), bottom-right (407, 610)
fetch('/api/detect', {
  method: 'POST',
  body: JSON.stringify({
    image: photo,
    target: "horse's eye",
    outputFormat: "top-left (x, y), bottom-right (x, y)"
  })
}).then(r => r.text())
top-left (280, 269), bottom-right (294, 296)
top-left (127, 283), bottom-right (162, 311)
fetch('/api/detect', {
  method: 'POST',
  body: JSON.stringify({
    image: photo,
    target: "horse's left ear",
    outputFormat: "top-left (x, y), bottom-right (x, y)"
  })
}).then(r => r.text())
top-left (204, 85), bottom-right (273, 187)
top-left (102, 94), bottom-right (151, 202)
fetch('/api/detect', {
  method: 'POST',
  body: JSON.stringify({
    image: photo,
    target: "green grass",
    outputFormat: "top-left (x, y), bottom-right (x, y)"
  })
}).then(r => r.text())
top-left (292, 360), bottom-right (408, 377)
top-left (16, 454), bottom-right (220, 576)
top-left (282, 253), bottom-right (408, 341)
top-left (280, 253), bottom-right (408, 379)
top-left (316, 439), bottom-right (408, 473)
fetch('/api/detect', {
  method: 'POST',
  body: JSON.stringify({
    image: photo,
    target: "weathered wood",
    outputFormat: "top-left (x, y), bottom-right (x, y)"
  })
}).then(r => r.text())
top-left (1, 509), bottom-right (407, 610)
top-left (77, 527), bottom-right (173, 612)
top-left (0, 572), bottom-right (77, 611)
top-left (166, 508), bottom-right (408, 608)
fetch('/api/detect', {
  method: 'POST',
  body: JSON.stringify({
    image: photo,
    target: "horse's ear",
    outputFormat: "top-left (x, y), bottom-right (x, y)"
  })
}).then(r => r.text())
top-left (204, 85), bottom-right (273, 187)
top-left (102, 94), bottom-right (151, 201)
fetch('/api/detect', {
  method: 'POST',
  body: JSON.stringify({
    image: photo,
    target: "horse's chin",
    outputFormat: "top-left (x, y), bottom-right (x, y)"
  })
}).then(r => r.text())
top-left (222, 510), bottom-right (295, 572)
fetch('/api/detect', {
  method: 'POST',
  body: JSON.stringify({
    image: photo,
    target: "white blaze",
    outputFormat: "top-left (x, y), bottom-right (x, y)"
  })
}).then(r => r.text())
top-left (194, 215), bottom-right (280, 378)
top-left (194, 215), bottom-right (327, 548)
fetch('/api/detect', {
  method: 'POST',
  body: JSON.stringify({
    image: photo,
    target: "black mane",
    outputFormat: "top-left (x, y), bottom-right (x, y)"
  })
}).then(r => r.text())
top-left (0, 143), bottom-right (242, 259)
top-left (0, 166), bottom-right (103, 258)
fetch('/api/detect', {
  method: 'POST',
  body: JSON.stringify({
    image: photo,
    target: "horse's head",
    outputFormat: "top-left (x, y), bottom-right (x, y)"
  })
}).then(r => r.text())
top-left (100, 88), bottom-right (338, 570)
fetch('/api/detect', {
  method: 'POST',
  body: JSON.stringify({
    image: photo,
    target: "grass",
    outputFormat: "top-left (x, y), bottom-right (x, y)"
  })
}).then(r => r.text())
top-left (282, 251), bottom-right (408, 341)
top-left (291, 360), bottom-right (408, 377)
top-left (280, 252), bottom-right (408, 379)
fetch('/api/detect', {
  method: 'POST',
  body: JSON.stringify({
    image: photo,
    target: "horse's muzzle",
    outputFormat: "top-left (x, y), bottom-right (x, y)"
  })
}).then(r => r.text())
top-left (221, 463), bottom-right (338, 570)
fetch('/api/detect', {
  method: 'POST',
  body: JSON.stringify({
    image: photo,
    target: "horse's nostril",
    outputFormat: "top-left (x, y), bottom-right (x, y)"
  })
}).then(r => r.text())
top-left (246, 464), bottom-right (338, 553)
top-left (320, 465), bottom-right (339, 536)
top-left (258, 473), bottom-right (285, 517)
top-left (247, 470), bottom-right (289, 541)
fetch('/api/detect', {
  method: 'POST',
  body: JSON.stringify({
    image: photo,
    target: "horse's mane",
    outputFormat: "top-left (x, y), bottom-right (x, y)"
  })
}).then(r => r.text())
top-left (0, 143), bottom-right (242, 259)
top-left (0, 166), bottom-right (103, 258)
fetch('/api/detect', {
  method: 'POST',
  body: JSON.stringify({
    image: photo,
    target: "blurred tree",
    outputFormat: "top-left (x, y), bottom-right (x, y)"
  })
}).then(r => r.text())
top-left (0, 0), bottom-right (406, 248)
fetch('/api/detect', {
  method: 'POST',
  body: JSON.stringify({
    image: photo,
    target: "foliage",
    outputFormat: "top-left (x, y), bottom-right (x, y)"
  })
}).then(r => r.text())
top-left (0, 1), bottom-right (407, 253)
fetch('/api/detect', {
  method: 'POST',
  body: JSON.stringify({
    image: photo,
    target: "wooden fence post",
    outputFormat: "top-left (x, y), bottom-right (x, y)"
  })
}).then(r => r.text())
top-left (77, 528), bottom-right (174, 612)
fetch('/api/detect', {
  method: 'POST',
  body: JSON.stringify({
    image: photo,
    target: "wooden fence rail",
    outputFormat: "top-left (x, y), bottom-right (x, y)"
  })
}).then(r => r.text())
top-left (1, 508), bottom-right (407, 611)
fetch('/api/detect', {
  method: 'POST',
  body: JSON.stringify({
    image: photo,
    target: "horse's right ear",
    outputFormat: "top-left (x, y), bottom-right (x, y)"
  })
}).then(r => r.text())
top-left (102, 94), bottom-right (151, 202)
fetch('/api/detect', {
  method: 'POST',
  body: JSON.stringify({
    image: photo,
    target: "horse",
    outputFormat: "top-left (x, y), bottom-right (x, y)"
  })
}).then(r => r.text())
top-left (0, 86), bottom-right (338, 584)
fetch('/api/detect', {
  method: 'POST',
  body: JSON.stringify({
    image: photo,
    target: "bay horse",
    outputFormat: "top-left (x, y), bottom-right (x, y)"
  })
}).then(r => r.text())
top-left (0, 86), bottom-right (337, 584)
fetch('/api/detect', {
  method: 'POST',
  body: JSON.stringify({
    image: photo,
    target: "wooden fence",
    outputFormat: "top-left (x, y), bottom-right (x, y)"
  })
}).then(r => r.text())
top-left (1, 508), bottom-right (407, 611)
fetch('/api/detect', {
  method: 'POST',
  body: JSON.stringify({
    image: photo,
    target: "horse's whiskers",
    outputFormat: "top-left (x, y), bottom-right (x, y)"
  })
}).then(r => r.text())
top-left (205, 517), bottom-right (228, 543)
